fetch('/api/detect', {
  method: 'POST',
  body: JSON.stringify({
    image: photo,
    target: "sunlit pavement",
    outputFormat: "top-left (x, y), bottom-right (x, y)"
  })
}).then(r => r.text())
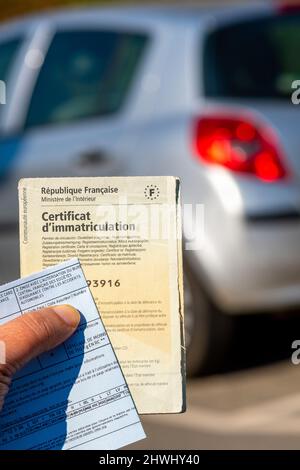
top-left (127, 308), bottom-right (300, 450)
top-left (128, 360), bottom-right (300, 450)
top-left (1, 233), bottom-right (300, 450)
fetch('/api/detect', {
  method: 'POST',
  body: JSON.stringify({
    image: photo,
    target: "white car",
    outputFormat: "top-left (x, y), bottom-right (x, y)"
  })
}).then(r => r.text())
top-left (0, 3), bottom-right (300, 374)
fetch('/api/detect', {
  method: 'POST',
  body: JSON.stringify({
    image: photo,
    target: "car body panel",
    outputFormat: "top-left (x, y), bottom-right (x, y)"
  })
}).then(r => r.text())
top-left (1, 3), bottom-right (300, 313)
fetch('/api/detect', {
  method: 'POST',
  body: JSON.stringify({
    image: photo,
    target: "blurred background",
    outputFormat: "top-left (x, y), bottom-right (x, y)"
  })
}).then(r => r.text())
top-left (1, 0), bottom-right (300, 449)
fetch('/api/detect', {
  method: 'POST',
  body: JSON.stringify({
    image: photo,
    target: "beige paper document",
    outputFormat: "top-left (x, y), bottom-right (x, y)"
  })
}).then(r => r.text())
top-left (19, 176), bottom-right (185, 414)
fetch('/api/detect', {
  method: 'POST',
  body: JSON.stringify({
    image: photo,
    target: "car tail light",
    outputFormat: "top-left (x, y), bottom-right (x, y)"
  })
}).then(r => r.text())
top-left (193, 114), bottom-right (288, 182)
top-left (278, 3), bottom-right (300, 15)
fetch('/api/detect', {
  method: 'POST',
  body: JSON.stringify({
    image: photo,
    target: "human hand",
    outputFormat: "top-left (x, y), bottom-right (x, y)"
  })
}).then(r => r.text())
top-left (0, 305), bottom-right (80, 412)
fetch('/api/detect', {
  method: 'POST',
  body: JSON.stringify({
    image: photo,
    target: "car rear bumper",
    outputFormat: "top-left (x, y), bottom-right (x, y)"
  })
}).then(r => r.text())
top-left (185, 217), bottom-right (300, 314)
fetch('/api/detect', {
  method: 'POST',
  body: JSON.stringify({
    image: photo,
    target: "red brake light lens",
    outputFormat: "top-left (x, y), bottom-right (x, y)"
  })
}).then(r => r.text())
top-left (278, 3), bottom-right (300, 15)
top-left (193, 115), bottom-right (288, 182)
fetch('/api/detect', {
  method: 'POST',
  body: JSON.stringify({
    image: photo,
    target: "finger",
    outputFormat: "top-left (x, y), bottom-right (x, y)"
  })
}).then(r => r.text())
top-left (0, 365), bottom-right (12, 411)
top-left (0, 305), bottom-right (80, 411)
top-left (0, 305), bottom-right (80, 372)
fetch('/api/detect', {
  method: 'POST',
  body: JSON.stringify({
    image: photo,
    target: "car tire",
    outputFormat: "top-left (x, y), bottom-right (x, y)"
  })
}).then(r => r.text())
top-left (184, 262), bottom-right (235, 377)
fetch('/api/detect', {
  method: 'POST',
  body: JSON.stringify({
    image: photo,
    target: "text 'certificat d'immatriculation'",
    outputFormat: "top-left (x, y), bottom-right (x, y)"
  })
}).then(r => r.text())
top-left (0, 258), bottom-right (145, 450)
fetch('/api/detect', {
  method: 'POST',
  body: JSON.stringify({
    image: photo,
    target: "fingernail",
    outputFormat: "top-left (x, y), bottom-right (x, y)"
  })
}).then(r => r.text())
top-left (53, 305), bottom-right (80, 328)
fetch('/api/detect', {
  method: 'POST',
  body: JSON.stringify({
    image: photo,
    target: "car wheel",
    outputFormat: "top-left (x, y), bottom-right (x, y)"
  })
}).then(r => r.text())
top-left (184, 263), bottom-right (235, 376)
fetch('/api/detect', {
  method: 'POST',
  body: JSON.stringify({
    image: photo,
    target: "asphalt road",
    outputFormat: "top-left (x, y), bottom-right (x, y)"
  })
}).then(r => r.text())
top-left (1, 232), bottom-right (300, 450)
top-left (127, 359), bottom-right (300, 450)
top-left (126, 311), bottom-right (300, 450)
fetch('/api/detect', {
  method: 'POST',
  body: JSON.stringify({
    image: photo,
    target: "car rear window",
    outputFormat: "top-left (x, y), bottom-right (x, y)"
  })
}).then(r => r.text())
top-left (25, 30), bottom-right (148, 128)
top-left (203, 14), bottom-right (300, 99)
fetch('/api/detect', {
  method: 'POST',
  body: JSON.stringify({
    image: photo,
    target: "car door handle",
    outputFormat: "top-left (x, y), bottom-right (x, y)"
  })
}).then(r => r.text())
top-left (78, 150), bottom-right (109, 167)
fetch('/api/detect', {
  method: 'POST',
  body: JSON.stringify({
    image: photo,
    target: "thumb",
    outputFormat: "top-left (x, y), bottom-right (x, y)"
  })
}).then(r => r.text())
top-left (0, 305), bottom-right (80, 370)
top-left (0, 305), bottom-right (80, 410)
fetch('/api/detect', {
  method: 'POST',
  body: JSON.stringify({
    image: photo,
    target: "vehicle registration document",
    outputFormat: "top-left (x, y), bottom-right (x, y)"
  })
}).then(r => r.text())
top-left (19, 177), bottom-right (185, 414)
top-left (0, 259), bottom-right (145, 450)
